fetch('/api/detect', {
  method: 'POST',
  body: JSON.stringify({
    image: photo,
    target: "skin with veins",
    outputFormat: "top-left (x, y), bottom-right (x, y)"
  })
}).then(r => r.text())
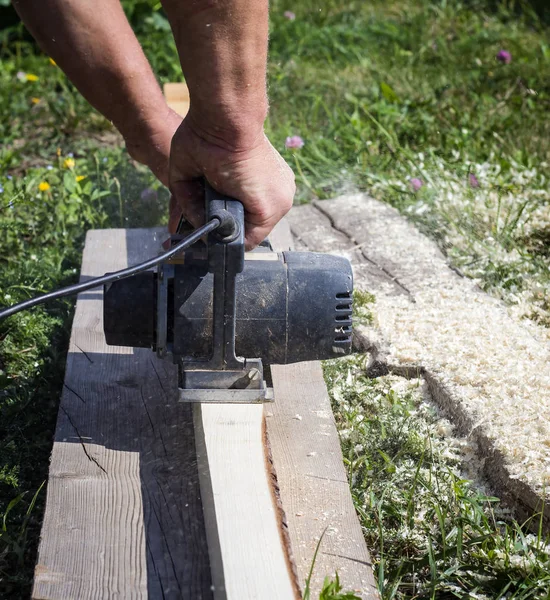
top-left (13, 0), bottom-right (295, 248)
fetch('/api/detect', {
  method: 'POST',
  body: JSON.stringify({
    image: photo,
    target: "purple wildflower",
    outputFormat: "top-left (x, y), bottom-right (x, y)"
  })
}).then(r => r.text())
top-left (496, 50), bottom-right (512, 65)
top-left (46, 165), bottom-right (53, 170)
top-left (7, 175), bottom-right (12, 180)
top-left (410, 177), bottom-right (423, 192)
top-left (285, 135), bottom-right (304, 149)
top-left (0, 185), bottom-right (4, 194)
top-left (284, 11), bottom-right (296, 20)
top-left (140, 187), bottom-right (158, 202)
top-left (67, 152), bottom-right (74, 158)
top-left (469, 173), bottom-right (480, 188)
top-left (16, 71), bottom-right (27, 82)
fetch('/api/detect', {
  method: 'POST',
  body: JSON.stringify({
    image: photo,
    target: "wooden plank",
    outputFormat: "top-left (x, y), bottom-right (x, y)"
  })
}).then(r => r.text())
top-left (267, 219), bottom-right (379, 600)
top-left (189, 224), bottom-right (299, 600)
top-left (194, 404), bottom-right (298, 599)
top-left (164, 82), bottom-right (190, 117)
top-left (33, 228), bottom-right (212, 599)
top-left (34, 226), bottom-right (299, 599)
top-left (34, 217), bottom-right (379, 599)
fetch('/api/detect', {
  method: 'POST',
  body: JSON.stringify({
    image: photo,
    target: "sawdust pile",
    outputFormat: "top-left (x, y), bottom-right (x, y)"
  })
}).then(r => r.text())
top-left (317, 195), bottom-right (550, 500)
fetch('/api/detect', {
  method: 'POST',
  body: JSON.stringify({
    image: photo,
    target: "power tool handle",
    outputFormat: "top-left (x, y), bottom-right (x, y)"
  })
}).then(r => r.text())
top-left (204, 181), bottom-right (244, 273)
top-left (203, 181), bottom-right (245, 369)
top-left (204, 180), bottom-right (244, 245)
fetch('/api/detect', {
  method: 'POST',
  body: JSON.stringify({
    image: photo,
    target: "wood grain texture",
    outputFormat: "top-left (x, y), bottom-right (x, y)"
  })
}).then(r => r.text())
top-left (267, 219), bottom-right (379, 600)
top-left (33, 228), bottom-right (213, 600)
top-left (194, 404), bottom-right (299, 600)
top-left (268, 364), bottom-right (378, 599)
top-left (164, 82), bottom-right (190, 117)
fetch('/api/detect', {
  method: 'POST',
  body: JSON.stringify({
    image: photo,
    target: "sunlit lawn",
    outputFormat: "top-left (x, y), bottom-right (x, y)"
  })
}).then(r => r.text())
top-left (1, 0), bottom-right (549, 597)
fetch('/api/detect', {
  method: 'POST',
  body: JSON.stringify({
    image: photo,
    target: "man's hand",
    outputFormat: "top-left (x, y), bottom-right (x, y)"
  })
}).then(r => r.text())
top-left (160, 0), bottom-right (294, 248)
top-left (15, 0), bottom-right (295, 245)
top-left (168, 118), bottom-right (295, 249)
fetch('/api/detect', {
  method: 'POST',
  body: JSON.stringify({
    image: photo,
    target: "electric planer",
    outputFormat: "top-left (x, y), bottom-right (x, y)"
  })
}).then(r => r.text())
top-left (103, 184), bottom-right (354, 403)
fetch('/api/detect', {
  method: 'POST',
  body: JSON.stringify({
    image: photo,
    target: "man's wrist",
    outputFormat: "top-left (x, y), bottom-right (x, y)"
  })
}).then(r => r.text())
top-left (187, 99), bottom-right (268, 152)
top-left (162, 0), bottom-right (269, 152)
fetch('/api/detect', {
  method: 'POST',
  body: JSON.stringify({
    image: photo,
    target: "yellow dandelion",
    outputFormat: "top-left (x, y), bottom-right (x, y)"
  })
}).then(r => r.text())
top-left (76, 175), bottom-right (86, 182)
top-left (56, 147), bottom-right (62, 157)
top-left (31, 97), bottom-right (41, 104)
top-left (38, 181), bottom-right (50, 192)
top-left (49, 57), bottom-right (57, 67)
top-left (63, 158), bottom-right (75, 169)
top-left (26, 73), bottom-right (39, 82)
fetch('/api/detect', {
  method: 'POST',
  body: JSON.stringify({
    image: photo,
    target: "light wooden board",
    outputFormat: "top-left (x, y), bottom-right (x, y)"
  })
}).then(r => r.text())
top-left (184, 226), bottom-right (298, 599)
top-left (33, 229), bottom-right (213, 599)
top-left (268, 221), bottom-right (379, 600)
top-left (164, 82), bottom-right (190, 117)
top-left (194, 403), bottom-right (298, 600)
top-left (287, 195), bottom-right (550, 531)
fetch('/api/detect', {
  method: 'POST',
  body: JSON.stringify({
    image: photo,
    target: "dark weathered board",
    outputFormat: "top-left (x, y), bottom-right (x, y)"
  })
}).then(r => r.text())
top-left (33, 229), bottom-right (213, 599)
top-left (268, 222), bottom-right (379, 600)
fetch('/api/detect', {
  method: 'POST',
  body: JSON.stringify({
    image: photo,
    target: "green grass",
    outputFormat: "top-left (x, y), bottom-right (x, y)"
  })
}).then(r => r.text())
top-left (0, 18), bottom-right (167, 595)
top-left (1, 0), bottom-right (550, 597)
top-left (266, 0), bottom-right (550, 326)
top-left (0, 143), bottom-right (166, 595)
top-left (324, 356), bottom-right (550, 598)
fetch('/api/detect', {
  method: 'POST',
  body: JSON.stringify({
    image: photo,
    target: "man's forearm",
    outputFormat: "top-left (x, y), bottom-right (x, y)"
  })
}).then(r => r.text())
top-left (13, 0), bottom-right (171, 145)
top-left (161, 0), bottom-right (269, 149)
top-left (14, 0), bottom-right (294, 247)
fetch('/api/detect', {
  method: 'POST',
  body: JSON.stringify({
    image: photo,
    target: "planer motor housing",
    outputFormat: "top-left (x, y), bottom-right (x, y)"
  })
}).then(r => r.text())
top-left (104, 249), bottom-right (353, 364)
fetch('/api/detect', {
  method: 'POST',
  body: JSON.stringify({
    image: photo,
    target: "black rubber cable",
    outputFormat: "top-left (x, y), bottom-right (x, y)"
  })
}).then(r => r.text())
top-left (0, 218), bottom-right (221, 320)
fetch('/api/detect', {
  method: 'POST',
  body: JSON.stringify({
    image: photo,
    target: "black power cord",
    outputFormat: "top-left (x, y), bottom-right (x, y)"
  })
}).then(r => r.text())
top-left (0, 217), bottom-right (221, 321)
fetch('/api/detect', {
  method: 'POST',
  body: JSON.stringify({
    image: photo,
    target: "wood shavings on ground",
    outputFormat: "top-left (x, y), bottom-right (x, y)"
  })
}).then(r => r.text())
top-left (287, 194), bottom-right (550, 527)
top-left (371, 152), bottom-right (550, 330)
top-left (324, 360), bottom-right (550, 596)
